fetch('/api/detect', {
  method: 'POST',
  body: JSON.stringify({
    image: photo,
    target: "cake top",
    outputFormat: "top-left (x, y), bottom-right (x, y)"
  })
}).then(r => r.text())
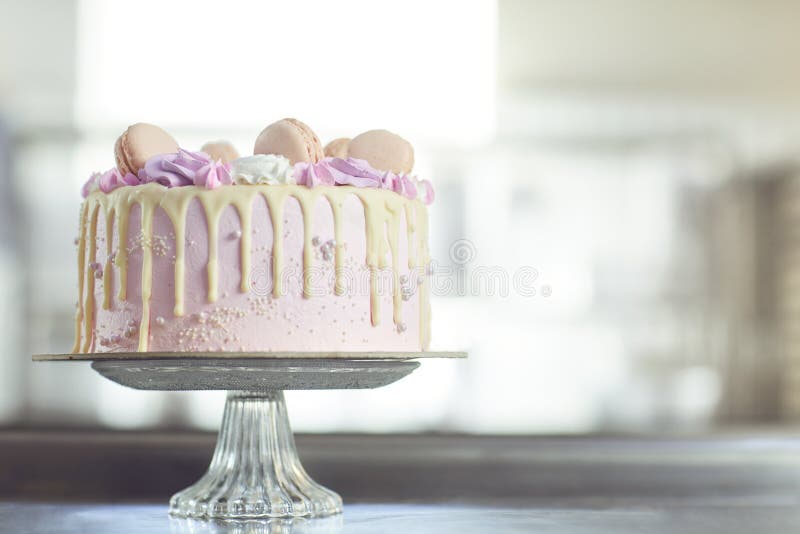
top-left (82, 119), bottom-right (434, 205)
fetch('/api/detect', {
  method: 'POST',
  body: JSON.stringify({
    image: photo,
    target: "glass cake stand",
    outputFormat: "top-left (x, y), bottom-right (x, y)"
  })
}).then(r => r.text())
top-left (33, 351), bottom-right (465, 521)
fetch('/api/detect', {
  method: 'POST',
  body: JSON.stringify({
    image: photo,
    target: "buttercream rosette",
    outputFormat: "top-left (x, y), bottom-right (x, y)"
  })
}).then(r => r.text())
top-left (229, 154), bottom-right (295, 185)
top-left (293, 157), bottom-right (434, 205)
top-left (81, 168), bottom-right (140, 198)
top-left (139, 149), bottom-right (231, 189)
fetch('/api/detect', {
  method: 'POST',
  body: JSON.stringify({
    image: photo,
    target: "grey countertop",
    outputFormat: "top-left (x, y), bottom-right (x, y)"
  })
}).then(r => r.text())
top-left (1, 430), bottom-right (800, 532)
top-left (2, 499), bottom-right (800, 534)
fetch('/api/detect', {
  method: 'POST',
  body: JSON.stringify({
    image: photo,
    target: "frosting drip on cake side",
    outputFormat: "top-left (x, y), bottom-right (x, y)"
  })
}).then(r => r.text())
top-left (72, 184), bottom-right (430, 352)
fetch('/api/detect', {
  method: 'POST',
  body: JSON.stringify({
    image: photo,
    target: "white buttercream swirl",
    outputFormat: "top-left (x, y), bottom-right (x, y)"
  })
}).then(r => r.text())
top-left (230, 155), bottom-right (295, 185)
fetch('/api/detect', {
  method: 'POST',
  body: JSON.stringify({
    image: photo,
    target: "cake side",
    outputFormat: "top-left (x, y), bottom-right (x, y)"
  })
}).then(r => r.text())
top-left (73, 184), bottom-right (431, 353)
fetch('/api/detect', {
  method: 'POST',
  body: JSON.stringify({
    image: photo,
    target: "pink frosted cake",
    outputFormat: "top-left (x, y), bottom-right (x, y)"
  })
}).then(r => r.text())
top-left (72, 119), bottom-right (434, 353)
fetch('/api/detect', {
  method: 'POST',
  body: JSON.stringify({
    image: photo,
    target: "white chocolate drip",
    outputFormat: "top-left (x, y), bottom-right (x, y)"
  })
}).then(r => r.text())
top-left (73, 184), bottom-right (431, 352)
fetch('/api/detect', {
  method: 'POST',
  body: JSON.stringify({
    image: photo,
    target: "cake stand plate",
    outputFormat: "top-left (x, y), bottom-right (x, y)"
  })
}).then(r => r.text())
top-left (33, 351), bottom-right (464, 392)
top-left (94, 358), bottom-right (420, 391)
top-left (33, 351), bottom-right (466, 521)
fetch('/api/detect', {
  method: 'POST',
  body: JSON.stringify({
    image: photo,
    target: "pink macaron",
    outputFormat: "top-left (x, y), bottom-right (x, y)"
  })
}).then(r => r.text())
top-left (201, 140), bottom-right (239, 164)
top-left (348, 129), bottom-right (414, 174)
top-left (114, 123), bottom-right (179, 176)
top-left (253, 118), bottom-right (324, 165)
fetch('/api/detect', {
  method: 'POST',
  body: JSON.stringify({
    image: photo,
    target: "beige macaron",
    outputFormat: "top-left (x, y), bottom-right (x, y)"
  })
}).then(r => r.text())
top-left (348, 129), bottom-right (414, 174)
top-left (114, 123), bottom-right (179, 175)
top-left (201, 140), bottom-right (239, 163)
top-left (323, 137), bottom-right (351, 159)
top-left (253, 118), bottom-right (323, 164)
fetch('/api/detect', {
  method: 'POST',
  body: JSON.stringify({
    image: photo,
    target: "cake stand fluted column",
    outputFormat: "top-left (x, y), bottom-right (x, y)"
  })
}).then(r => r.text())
top-left (169, 390), bottom-right (342, 520)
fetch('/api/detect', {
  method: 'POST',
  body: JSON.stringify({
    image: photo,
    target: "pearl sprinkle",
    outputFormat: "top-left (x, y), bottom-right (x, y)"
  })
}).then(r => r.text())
top-left (321, 239), bottom-right (336, 262)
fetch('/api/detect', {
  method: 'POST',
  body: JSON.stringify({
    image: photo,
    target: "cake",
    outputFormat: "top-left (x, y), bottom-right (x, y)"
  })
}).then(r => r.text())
top-left (72, 119), bottom-right (434, 354)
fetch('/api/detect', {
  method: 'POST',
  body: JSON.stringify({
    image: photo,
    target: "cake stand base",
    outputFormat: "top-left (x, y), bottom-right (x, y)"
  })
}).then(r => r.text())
top-left (169, 391), bottom-right (342, 520)
top-left (33, 351), bottom-right (466, 521)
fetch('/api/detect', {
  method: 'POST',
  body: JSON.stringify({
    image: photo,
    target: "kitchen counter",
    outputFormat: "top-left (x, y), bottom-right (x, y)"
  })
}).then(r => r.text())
top-left (2, 499), bottom-right (799, 534)
top-left (1, 431), bottom-right (799, 532)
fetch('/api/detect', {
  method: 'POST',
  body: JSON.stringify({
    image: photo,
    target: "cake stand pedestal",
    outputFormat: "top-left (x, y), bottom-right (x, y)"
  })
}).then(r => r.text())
top-left (171, 389), bottom-right (340, 519)
top-left (33, 352), bottom-right (465, 521)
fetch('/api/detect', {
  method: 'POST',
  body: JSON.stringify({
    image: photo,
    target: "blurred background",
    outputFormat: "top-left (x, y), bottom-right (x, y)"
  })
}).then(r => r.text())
top-left (1, 0), bottom-right (799, 435)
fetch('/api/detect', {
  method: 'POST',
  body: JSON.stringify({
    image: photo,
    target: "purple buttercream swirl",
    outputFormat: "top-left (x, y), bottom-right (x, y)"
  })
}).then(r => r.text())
top-left (294, 157), bottom-right (433, 204)
top-left (82, 153), bottom-right (433, 204)
top-left (417, 178), bottom-right (435, 204)
top-left (139, 149), bottom-right (231, 189)
top-left (81, 172), bottom-right (101, 198)
top-left (101, 168), bottom-right (140, 192)
top-left (81, 168), bottom-right (140, 198)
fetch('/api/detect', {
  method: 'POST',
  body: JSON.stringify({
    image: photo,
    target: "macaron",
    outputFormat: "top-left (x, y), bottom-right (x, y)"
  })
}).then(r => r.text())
top-left (323, 137), bottom-right (351, 159)
top-left (253, 118), bottom-right (323, 165)
top-left (348, 129), bottom-right (414, 174)
top-left (114, 123), bottom-right (179, 175)
top-left (201, 140), bottom-right (239, 163)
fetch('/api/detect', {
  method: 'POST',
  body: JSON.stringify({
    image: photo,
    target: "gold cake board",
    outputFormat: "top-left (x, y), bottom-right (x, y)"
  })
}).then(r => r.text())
top-left (34, 350), bottom-right (466, 361)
